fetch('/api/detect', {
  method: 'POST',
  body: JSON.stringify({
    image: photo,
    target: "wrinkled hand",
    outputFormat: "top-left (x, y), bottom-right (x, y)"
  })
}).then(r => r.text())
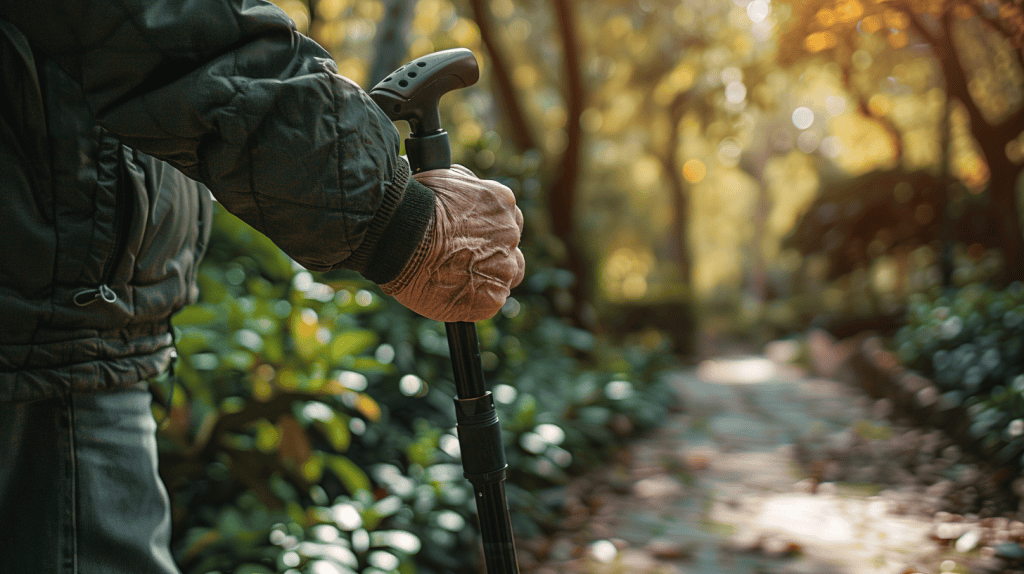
top-left (381, 165), bottom-right (525, 322)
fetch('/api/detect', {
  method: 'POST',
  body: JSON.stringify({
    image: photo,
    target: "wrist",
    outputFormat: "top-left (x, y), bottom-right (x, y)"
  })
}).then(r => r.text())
top-left (380, 211), bottom-right (436, 295)
top-left (356, 177), bottom-right (437, 284)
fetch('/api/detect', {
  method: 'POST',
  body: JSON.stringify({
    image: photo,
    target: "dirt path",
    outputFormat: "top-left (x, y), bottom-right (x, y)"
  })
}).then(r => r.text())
top-left (517, 354), bottom-right (1023, 574)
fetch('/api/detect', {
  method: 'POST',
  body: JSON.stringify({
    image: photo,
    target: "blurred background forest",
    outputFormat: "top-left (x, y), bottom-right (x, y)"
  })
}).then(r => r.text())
top-left (159, 0), bottom-right (1024, 572)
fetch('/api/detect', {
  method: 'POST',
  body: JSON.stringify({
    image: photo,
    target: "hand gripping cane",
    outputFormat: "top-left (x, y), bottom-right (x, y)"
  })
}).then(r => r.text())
top-left (369, 49), bottom-right (520, 574)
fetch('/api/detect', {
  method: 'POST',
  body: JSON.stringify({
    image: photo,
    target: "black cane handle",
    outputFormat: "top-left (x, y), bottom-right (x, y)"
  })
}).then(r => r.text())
top-left (370, 48), bottom-right (479, 173)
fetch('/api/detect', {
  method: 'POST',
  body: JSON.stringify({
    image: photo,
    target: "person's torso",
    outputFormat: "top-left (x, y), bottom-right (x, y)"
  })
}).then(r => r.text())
top-left (0, 19), bottom-right (212, 401)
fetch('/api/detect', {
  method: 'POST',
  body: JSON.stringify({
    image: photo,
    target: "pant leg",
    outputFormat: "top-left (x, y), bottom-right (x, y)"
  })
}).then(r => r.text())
top-left (71, 383), bottom-right (179, 574)
top-left (0, 384), bottom-right (180, 574)
top-left (0, 395), bottom-right (76, 574)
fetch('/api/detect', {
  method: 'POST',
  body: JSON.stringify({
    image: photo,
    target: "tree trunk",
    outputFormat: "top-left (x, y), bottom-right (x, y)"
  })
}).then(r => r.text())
top-left (549, 0), bottom-right (591, 327)
top-left (982, 146), bottom-right (1024, 283)
top-left (467, 0), bottom-right (537, 152)
top-left (910, 7), bottom-right (1024, 284)
top-left (369, 0), bottom-right (416, 85)
top-left (662, 93), bottom-right (692, 285)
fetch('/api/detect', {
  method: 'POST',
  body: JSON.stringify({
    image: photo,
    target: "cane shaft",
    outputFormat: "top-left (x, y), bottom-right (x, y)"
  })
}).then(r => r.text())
top-left (446, 322), bottom-right (520, 574)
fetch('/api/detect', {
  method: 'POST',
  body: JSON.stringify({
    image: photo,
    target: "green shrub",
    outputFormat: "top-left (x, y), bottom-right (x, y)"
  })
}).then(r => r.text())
top-left (160, 144), bottom-right (680, 574)
top-left (893, 282), bottom-right (1024, 451)
top-left (895, 283), bottom-right (1024, 396)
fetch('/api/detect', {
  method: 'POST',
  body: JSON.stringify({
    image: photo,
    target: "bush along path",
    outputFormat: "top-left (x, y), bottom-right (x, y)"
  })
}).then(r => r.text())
top-left (516, 347), bottom-right (1024, 574)
top-left (159, 203), bottom-right (682, 574)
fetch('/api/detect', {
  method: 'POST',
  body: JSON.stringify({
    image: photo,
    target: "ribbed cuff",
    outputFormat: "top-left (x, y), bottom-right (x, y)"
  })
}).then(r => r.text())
top-left (345, 176), bottom-right (436, 284)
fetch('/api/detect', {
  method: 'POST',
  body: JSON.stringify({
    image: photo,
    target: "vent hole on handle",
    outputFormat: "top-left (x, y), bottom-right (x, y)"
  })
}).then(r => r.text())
top-left (417, 61), bottom-right (427, 67)
top-left (398, 80), bottom-right (408, 87)
top-left (408, 72), bottom-right (417, 78)
top-left (383, 77), bottom-right (392, 82)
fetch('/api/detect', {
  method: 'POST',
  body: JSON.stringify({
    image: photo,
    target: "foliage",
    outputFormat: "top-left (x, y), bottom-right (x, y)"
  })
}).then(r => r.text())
top-left (776, 0), bottom-right (1024, 282)
top-left (893, 282), bottom-right (1024, 451)
top-left (158, 144), bottom-right (679, 574)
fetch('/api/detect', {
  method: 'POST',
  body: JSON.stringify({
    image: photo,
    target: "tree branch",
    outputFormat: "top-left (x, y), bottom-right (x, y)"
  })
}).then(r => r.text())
top-left (937, 8), bottom-right (994, 129)
top-left (840, 57), bottom-right (905, 162)
top-left (467, 0), bottom-right (538, 152)
top-left (901, 3), bottom-right (941, 48)
top-left (965, 0), bottom-right (1024, 46)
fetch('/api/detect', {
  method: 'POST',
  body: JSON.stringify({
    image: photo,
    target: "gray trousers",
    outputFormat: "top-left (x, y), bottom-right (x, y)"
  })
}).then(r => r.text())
top-left (0, 383), bottom-right (179, 574)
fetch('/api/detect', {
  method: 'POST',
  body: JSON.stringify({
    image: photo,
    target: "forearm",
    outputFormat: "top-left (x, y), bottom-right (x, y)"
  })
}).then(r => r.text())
top-left (1, 0), bottom-right (432, 276)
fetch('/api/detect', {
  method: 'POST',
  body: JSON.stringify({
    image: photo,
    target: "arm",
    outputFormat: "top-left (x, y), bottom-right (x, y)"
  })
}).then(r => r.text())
top-left (1, 0), bottom-right (432, 281)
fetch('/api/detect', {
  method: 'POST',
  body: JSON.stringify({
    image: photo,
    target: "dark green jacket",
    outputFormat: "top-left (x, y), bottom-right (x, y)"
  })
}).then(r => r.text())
top-left (0, 1), bottom-right (435, 402)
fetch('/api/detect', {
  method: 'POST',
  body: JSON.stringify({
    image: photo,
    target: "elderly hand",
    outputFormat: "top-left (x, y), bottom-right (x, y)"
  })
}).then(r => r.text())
top-left (381, 165), bottom-right (525, 322)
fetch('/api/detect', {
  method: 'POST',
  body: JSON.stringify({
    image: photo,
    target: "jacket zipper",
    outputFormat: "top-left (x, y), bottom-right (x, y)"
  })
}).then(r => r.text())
top-left (73, 147), bottom-right (131, 307)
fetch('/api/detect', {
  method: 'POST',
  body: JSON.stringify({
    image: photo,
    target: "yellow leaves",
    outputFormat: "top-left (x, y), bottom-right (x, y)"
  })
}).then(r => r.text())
top-left (953, 3), bottom-right (975, 19)
top-left (354, 394), bottom-right (382, 422)
top-left (882, 9), bottom-right (909, 29)
top-left (868, 93), bottom-right (891, 115)
top-left (449, 18), bottom-right (480, 48)
top-left (861, 14), bottom-right (882, 33)
top-left (335, 57), bottom-right (367, 86)
top-left (491, 0), bottom-right (514, 19)
top-left (512, 64), bottom-right (538, 89)
top-left (315, 0), bottom-right (348, 20)
top-left (602, 247), bottom-right (655, 301)
top-left (509, 18), bottom-right (533, 42)
top-left (805, 31), bottom-right (838, 52)
top-left (653, 64), bottom-right (696, 106)
top-left (813, 0), bottom-right (863, 28)
top-left (273, 0), bottom-right (310, 33)
top-left (544, 105), bottom-right (568, 130)
top-left (683, 159), bottom-right (707, 183)
top-left (353, 0), bottom-right (383, 21)
top-left (631, 156), bottom-right (662, 188)
top-left (817, 8), bottom-right (837, 26)
top-left (834, 0), bottom-right (864, 22)
top-left (828, 114), bottom-right (898, 173)
top-left (601, 91), bottom-right (640, 132)
top-left (887, 29), bottom-right (908, 48)
top-left (606, 14), bottom-right (633, 39)
top-left (456, 120), bottom-right (483, 147)
top-left (956, 155), bottom-right (990, 191)
top-left (581, 108), bottom-right (604, 133)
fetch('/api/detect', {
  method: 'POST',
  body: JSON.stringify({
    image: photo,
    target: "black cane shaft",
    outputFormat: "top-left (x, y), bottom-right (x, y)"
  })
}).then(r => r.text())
top-left (445, 321), bottom-right (486, 399)
top-left (475, 482), bottom-right (520, 574)
top-left (447, 322), bottom-right (520, 574)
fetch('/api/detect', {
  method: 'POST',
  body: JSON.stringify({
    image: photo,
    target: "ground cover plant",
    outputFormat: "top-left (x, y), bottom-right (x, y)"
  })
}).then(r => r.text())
top-left (893, 282), bottom-right (1024, 463)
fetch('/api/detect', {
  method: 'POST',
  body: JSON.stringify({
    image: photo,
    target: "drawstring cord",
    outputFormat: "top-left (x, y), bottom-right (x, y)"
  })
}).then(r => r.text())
top-left (73, 284), bottom-right (117, 306)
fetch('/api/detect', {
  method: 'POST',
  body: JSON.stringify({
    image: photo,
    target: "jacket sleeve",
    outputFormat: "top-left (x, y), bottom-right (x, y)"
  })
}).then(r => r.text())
top-left (0, 0), bottom-right (434, 282)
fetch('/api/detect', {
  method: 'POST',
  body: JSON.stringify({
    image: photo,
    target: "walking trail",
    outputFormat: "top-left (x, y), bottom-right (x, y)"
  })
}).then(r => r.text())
top-left (518, 351), bottom-right (975, 574)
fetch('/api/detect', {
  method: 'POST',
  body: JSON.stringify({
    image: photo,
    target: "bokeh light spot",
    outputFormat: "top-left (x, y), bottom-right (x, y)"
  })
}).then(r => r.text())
top-left (683, 158), bottom-right (707, 183)
top-left (792, 107), bottom-right (815, 129)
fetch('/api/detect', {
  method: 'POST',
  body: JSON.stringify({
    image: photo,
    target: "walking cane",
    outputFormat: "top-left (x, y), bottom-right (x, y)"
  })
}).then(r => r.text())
top-left (369, 49), bottom-right (521, 574)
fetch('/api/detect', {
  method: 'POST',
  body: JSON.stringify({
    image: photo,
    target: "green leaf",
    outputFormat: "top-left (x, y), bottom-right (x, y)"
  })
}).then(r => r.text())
top-left (331, 330), bottom-right (379, 361)
top-left (327, 455), bottom-right (371, 496)
top-left (173, 305), bottom-right (220, 327)
top-left (314, 415), bottom-right (351, 452)
top-left (510, 393), bottom-right (537, 431)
